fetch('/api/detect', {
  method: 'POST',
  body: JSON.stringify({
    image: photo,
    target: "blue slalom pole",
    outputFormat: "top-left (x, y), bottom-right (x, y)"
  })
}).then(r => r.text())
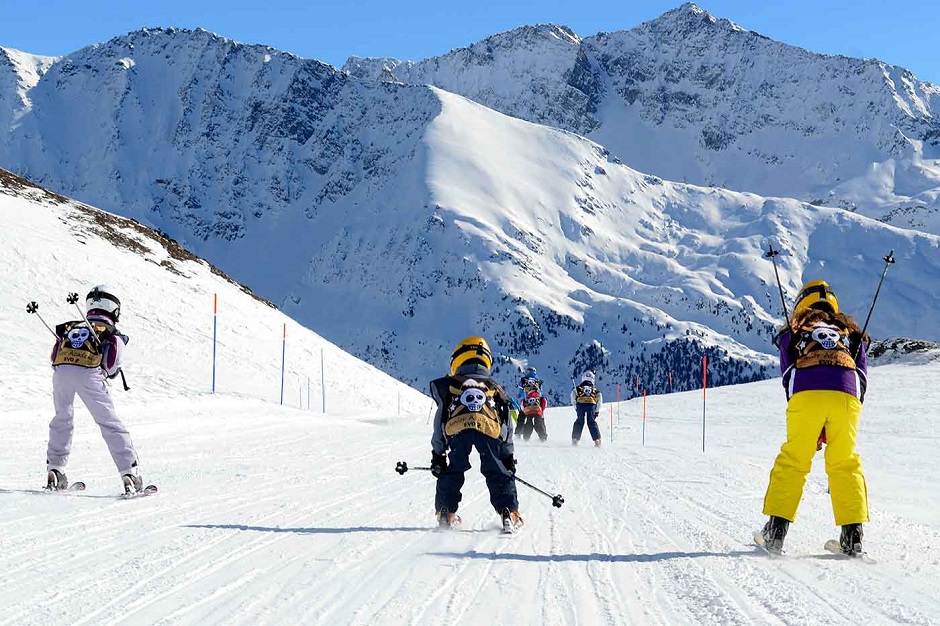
top-left (211, 294), bottom-right (218, 393)
top-left (280, 323), bottom-right (286, 405)
top-left (702, 355), bottom-right (707, 453)
top-left (642, 390), bottom-right (647, 446)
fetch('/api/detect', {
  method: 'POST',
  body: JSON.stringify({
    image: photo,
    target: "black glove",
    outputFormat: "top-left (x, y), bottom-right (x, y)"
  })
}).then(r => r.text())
top-left (502, 455), bottom-right (516, 475)
top-left (430, 452), bottom-right (447, 477)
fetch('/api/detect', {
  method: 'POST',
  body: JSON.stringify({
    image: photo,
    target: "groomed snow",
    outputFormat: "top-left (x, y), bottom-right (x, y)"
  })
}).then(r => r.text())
top-left (2, 179), bottom-right (939, 624)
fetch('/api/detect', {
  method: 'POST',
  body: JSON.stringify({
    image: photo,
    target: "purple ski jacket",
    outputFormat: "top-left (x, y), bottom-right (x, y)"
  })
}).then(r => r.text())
top-left (779, 330), bottom-right (868, 401)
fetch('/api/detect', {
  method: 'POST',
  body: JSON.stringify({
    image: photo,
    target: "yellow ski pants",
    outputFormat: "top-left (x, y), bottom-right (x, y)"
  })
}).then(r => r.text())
top-left (763, 390), bottom-right (869, 526)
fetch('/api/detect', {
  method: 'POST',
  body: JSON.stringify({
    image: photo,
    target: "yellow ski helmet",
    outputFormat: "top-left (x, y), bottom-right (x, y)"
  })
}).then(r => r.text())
top-left (793, 279), bottom-right (839, 314)
top-left (450, 336), bottom-right (493, 374)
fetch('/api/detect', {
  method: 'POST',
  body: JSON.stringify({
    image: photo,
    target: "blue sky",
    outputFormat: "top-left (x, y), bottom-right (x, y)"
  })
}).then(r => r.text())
top-left (2, 0), bottom-right (937, 83)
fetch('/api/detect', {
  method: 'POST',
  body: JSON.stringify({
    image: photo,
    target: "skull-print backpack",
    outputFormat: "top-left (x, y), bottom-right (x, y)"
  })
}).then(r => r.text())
top-left (793, 320), bottom-right (856, 369)
top-left (51, 319), bottom-right (114, 369)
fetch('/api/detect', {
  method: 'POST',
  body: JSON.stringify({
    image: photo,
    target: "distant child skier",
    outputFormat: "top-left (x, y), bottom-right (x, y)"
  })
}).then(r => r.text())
top-left (515, 367), bottom-right (547, 441)
top-left (759, 280), bottom-right (869, 556)
top-left (571, 370), bottom-right (603, 446)
top-left (518, 367), bottom-right (543, 400)
top-left (519, 391), bottom-right (548, 442)
top-left (46, 285), bottom-right (145, 494)
top-left (430, 336), bottom-right (523, 532)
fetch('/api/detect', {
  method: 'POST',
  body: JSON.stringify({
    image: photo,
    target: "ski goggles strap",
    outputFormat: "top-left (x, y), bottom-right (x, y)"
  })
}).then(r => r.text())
top-left (797, 283), bottom-right (834, 303)
top-left (451, 342), bottom-right (491, 361)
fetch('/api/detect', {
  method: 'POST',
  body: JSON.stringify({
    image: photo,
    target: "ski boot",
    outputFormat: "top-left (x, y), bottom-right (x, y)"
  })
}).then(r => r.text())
top-left (122, 471), bottom-right (144, 495)
top-left (46, 468), bottom-right (68, 491)
top-left (121, 460), bottom-right (145, 495)
top-left (839, 523), bottom-right (864, 557)
top-left (436, 508), bottom-right (461, 529)
top-left (123, 473), bottom-right (143, 494)
top-left (500, 508), bottom-right (524, 533)
top-left (571, 438), bottom-right (579, 446)
top-left (759, 516), bottom-right (790, 554)
top-left (594, 439), bottom-right (603, 447)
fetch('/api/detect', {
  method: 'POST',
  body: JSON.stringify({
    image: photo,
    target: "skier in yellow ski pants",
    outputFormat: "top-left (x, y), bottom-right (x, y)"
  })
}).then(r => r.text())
top-left (763, 390), bottom-right (868, 525)
top-left (759, 280), bottom-right (869, 556)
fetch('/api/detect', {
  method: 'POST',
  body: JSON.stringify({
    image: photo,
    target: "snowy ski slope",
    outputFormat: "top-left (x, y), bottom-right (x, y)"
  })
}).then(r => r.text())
top-left (2, 176), bottom-right (939, 624)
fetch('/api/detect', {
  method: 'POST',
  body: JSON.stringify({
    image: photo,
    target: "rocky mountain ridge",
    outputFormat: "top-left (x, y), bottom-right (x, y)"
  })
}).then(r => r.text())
top-left (345, 3), bottom-right (940, 233)
top-left (1, 15), bottom-right (939, 398)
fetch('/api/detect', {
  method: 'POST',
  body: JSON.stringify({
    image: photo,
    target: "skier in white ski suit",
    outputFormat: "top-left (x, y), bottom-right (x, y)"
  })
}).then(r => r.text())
top-left (46, 286), bottom-right (143, 492)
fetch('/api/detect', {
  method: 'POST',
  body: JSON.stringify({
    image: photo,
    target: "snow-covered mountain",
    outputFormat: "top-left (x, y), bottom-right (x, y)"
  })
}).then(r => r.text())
top-left (0, 47), bottom-right (55, 155)
top-left (345, 3), bottom-right (940, 233)
top-left (1, 24), bottom-right (940, 400)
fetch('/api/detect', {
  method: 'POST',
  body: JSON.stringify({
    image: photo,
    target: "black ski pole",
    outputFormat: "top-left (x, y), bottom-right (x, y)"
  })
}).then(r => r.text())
top-left (118, 368), bottom-right (131, 391)
top-left (26, 302), bottom-right (57, 337)
top-left (395, 461), bottom-right (432, 475)
top-left (66, 292), bottom-right (102, 344)
top-left (854, 250), bottom-right (896, 361)
top-left (514, 475), bottom-right (564, 508)
top-left (763, 244), bottom-right (791, 322)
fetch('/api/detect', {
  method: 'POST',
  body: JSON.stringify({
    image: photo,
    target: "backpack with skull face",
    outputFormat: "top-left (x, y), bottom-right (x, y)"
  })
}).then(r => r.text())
top-left (441, 377), bottom-right (506, 440)
top-left (575, 381), bottom-right (599, 404)
top-left (51, 319), bottom-right (114, 369)
top-left (793, 320), bottom-right (856, 369)
top-left (522, 390), bottom-right (545, 416)
top-left (520, 375), bottom-right (542, 395)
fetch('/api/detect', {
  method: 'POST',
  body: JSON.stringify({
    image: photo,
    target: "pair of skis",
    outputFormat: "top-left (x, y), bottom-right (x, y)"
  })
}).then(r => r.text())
top-left (42, 480), bottom-right (159, 499)
top-left (437, 513), bottom-right (524, 535)
top-left (436, 519), bottom-right (524, 535)
top-left (754, 531), bottom-right (875, 563)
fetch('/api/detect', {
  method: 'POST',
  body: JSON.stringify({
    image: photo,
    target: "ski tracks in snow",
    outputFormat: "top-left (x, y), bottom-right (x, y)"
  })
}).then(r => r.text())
top-left (3, 402), bottom-right (940, 625)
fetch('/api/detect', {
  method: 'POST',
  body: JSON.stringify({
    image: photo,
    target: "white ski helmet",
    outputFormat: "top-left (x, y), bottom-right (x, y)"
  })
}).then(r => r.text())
top-left (581, 370), bottom-right (596, 384)
top-left (86, 285), bottom-right (121, 321)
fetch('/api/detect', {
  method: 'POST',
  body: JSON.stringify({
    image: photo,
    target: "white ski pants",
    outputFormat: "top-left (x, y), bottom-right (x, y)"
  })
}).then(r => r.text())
top-left (47, 365), bottom-right (138, 475)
